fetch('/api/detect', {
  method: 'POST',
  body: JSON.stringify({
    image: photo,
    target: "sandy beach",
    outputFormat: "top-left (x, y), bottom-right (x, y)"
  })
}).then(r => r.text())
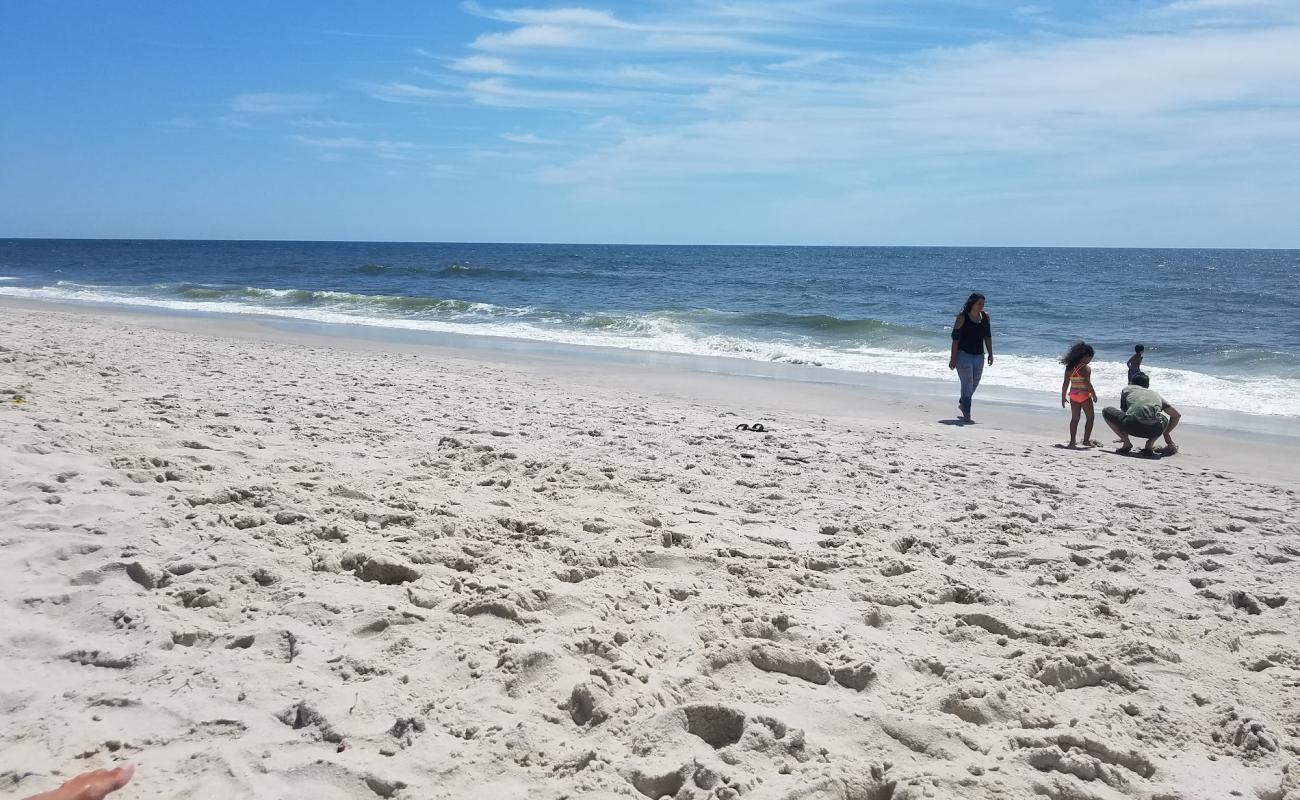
top-left (2, 299), bottom-right (1299, 800)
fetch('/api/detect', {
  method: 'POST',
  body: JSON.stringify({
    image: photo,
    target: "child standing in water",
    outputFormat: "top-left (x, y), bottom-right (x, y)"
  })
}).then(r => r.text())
top-left (1127, 344), bottom-right (1145, 383)
top-left (1060, 342), bottom-right (1099, 448)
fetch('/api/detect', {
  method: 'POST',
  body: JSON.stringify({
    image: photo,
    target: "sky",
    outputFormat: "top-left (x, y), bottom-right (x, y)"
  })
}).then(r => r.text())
top-left (2, 0), bottom-right (1299, 247)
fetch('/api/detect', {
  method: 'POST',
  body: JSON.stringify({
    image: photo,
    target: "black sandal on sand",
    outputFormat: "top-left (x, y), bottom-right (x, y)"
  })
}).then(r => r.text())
top-left (1137, 448), bottom-right (1159, 458)
top-left (1116, 443), bottom-right (1133, 454)
top-left (1158, 444), bottom-right (1179, 456)
top-left (736, 423), bottom-right (768, 433)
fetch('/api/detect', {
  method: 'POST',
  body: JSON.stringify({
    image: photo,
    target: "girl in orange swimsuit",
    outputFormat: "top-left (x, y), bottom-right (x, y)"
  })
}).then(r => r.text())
top-left (1060, 342), bottom-right (1099, 448)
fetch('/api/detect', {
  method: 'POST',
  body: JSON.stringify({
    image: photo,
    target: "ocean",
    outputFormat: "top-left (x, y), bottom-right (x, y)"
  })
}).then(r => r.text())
top-left (1, 239), bottom-right (1297, 420)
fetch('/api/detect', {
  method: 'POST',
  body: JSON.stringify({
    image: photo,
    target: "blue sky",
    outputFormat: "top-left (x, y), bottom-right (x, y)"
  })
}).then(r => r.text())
top-left (2, 0), bottom-right (1299, 246)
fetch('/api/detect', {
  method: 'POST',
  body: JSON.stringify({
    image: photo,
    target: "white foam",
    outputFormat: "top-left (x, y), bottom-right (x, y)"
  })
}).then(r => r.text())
top-left (3, 283), bottom-right (1297, 419)
top-left (0, 277), bottom-right (17, 282)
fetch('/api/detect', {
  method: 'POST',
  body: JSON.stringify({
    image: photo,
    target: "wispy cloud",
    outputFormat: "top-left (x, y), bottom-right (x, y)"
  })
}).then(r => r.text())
top-left (478, 5), bottom-right (630, 28)
top-left (464, 2), bottom-right (788, 54)
top-left (1163, 0), bottom-right (1292, 11)
top-left (321, 0), bottom-right (1300, 241)
top-left (303, 28), bottom-right (426, 40)
top-left (231, 92), bottom-right (325, 115)
top-left (364, 82), bottom-right (461, 104)
top-left (466, 77), bottom-right (649, 108)
top-left (417, 4), bottom-right (1300, 194)
top-left (522, 21), bottom-right (1300, 188)
top-left (290, 134), bottom-right (440, 163)
top-left (291, 117), bottom-right (368, 129)
top-left (450, 54), bottom-right (516, 73)
top-left (1152, 0), bottom-right (1300, 27)
top-left (500, 132), bottom-right (551, 144)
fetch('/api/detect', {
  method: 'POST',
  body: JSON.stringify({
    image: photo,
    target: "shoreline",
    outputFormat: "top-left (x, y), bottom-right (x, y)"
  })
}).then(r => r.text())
top-left (3, 296), bottom-right (1297, 455)
top-left (0, 285), bottom-right (1295, 432)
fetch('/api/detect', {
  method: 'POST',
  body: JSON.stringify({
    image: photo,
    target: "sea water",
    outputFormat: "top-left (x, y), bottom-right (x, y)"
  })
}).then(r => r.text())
top-left (1, 239), bottom-right (1297, 421)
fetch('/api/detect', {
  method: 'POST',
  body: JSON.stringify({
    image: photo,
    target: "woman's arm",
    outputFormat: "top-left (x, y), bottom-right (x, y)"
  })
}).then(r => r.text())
top-left (948, 314), bottom-right (963, 369)
top-left (983, 313), bottom-right (993, 365)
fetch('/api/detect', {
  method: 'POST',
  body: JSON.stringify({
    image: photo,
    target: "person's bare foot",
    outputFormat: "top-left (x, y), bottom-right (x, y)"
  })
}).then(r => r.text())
top-left (23, 764), bottom-right (134, 800)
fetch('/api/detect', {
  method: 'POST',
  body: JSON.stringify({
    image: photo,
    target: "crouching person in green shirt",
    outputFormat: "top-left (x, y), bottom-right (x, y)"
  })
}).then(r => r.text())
top-left (1102, 371), bottom-right (1181, 458)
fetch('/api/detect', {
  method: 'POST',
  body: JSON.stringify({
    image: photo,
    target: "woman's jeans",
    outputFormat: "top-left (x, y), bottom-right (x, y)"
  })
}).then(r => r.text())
top-left (955, 351), bottom-right (984, 416)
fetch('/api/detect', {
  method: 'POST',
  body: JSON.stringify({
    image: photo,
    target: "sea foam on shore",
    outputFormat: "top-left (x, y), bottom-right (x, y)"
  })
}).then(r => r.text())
top-left (1, 279), bottom-right (1296, 420)
top-left (3, 239), bottom-right (1297, 422)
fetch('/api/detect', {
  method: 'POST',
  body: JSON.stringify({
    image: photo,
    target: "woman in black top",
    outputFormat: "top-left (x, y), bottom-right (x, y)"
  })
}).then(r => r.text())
top-left (948, 293), bottom-right (993, 421)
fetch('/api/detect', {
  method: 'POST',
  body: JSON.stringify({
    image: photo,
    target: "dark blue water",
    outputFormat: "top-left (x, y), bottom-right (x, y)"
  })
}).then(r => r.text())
top-left (1, 239), bottom-right (1297, 416)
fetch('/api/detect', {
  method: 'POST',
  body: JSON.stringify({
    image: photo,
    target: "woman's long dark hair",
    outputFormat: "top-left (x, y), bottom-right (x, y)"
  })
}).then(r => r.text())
top-left (960, 293), bottom-right (986, 317)
top-left (1060, 341), bottom-right (1095, 371)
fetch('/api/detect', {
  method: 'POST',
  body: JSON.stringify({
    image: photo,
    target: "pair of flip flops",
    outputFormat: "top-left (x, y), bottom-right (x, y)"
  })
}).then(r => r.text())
top-left (1115, 444), bottom-right (1176, 458)
top-left (736, 423), bottom-right (769, 433)
top-left (1116, 446), bottom-right (1158, 458)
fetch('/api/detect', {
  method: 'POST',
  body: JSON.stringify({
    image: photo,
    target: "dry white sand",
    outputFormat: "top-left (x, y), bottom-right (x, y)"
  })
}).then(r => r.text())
top-left (2, 301), bottom-right (1299, 800)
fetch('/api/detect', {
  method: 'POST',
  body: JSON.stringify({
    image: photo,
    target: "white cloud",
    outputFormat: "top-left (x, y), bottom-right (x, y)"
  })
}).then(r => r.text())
top-left (1154, 0), bottom-right (1300, 26)
top-left (884, 26), bottom-right (1300, 122)
top-left (488, 7), bottom-right (630, 28)
top-left (501, 132), bottom-right (562, 145)
top-left (473, 24), bottom-right (587, 49)
top-left (291, 117), bottom-right (367, 129)
top-left (290, 135), bottom-right (437, 162)
top-left (291, 135), bottom-right (370, 150)
top-left (466, 77), bottom-right (642, 108)
top-left (231, 92), bottom-right (324, 115)
top-left (1165, 0), bottom-right (1285, 10)
top-left (334, 1), bottom-right (1300, 244)
top-left (528, 24), bottom-right (1300, 187)
top-left (766, 52), bottom-right (842, 72)
top-left (364, 82), bottom-right (460, 104)
top-left (466, 3), bottom-right (784, 53)
top-left (450, 54), bottom-right (516, 73)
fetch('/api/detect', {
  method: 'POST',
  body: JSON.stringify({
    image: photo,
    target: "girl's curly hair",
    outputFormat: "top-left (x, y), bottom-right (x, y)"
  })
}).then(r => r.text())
top-left (1060, 341), bottom-right (1095, 370)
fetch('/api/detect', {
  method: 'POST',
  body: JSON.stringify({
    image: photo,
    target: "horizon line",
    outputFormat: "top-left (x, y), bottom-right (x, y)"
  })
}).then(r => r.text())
top-left (2, 236), bottom-right (1297, 252)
